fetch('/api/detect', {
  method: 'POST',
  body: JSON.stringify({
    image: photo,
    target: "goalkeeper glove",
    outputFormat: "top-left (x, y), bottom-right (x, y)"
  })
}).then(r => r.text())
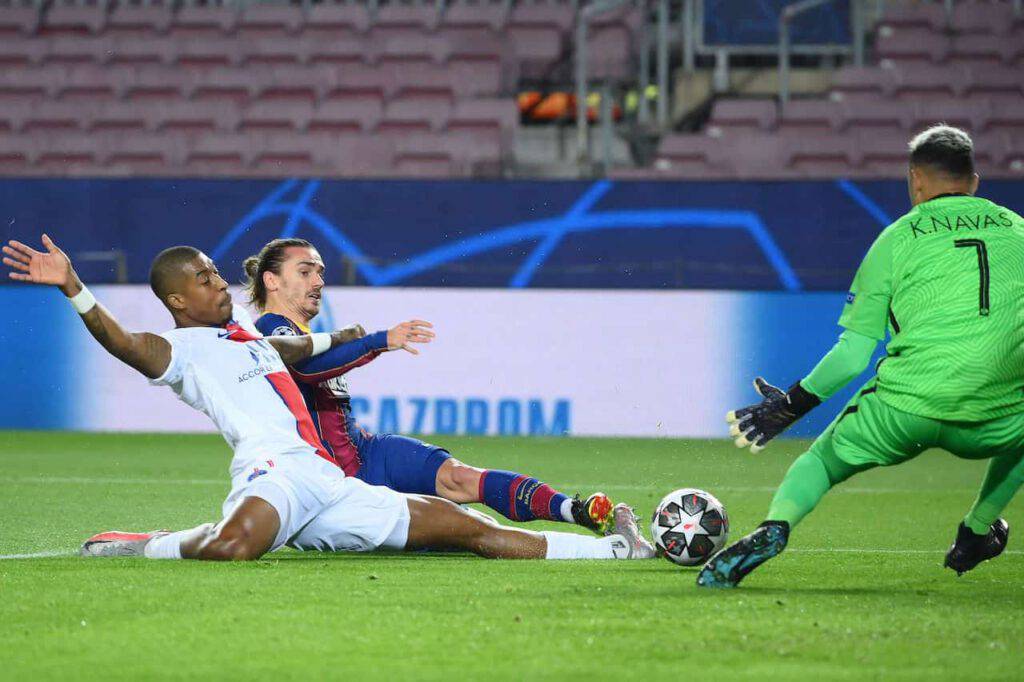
top-left (726, 377), bottom-right (820, 453)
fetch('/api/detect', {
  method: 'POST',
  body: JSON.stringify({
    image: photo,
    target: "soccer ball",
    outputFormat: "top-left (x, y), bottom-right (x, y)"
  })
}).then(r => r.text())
top-left (650, 488), bottom-right (729, 566)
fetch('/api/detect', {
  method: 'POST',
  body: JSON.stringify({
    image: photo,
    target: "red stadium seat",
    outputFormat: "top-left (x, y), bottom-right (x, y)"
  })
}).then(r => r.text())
top-left (241, 37), bottom-right (308, 67)
top-left (778, 99), bottom-right (843, 133)
top-left (22, 99), bottom-right (99, 133)
top-left (90, 101), bottom-right (151, 133)
top-left (950, 2), bottom-right (1015, 36)
top-left (0, 66), bottom-right (64, 99)
top-left (305, 4), bottom-right (371, 38)
top-left (988, 100), bottom-right (1024, 135)
top-left (0, 7), bottom-right (40, 37)
top-left (381, 93), bottom-right (452, 133)
top-left (309, 37), bottom-right (374, 66)
top-left (185, 133), bottom-right (254, 171)
top-left (877, 3), bottom-right (948, 32)
top-left (188, 68), bottom-right (260, 104)
top-left (159, 100), bottom-right (240, 133)
top-left (106, 5), bottom-right (173, 37)
top-left (831, 66), bottom-right (898, 100)
top-left (259, 65), bottom-right (333, 103)
top-left (442, 3), bottom-right (509, 33)
top-left (309, 98), bottom-right (383, 133)
top-left (322, 63), bottom-right (388, 101)
top-left (378, 35), bottom-right (448, 67)
top-left (236, 5), bottom-right (305, 37)
top-left (782, 132), bottom-right (855, 176)
top-left (586, 5), bottom-right (640, 81)
top-left (910, 100), bottom-right (990, 135)
top-left (35, 133), bottom-right (103, 172)
top-left (121, 66), bottom-right (191, 102)
top-left (43, 5), bottom-right (107, 35)
top-left (177, 38), bottom-right (243, 68)
top-left (448, 98), bottom-right (518, 138)
top-left (48, 35), bottom-right (112, 65)
top-left (173, 6), bottom-right (239, 38)
top-left (0, 37), bottom-right (47, 66)
top-left (371, 4), bottom-right (440, 41)
top-left (950, 34), bottom-right (1016, 66)
top-left (240, 100), bottom-right (313, 133)
top-left (842, 99), bottom-right (915, 132)
top-left (106, 134), bottom-right (181, 173)
top-left (710, 98), bottom-right (778, 132)
top-left (962, 65), bottom-right (1024, 100)
top-left (890, 63), bottom-right (971, 100)
top-left (875, 28), bottom-right (950, 64)
top-left (107, 36), bottom-right (177, 66)
top-left (656, 134), bottom-right (735, 176)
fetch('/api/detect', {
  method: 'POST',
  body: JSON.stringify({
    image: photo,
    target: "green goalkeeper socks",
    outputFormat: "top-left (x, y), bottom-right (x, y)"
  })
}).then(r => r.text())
top-left (964, 452), bottom-right (1024, 535)
top-left (766, 452), bottom-right (833, 527)
top-left (766, 447), bottom-right (870, 528)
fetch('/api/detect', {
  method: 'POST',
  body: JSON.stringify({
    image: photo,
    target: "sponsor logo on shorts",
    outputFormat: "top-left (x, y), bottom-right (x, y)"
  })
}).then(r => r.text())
top-left (247, 468), bottom-right (268, 482)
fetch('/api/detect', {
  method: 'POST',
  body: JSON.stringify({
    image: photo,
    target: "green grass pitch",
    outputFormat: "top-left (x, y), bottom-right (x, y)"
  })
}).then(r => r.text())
top-left (1, 431), bottom-right (1021, 680)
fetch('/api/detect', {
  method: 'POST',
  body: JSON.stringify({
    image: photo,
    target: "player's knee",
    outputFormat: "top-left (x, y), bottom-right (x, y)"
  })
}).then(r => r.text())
top-left (436, 460), bottom-right (482, 499)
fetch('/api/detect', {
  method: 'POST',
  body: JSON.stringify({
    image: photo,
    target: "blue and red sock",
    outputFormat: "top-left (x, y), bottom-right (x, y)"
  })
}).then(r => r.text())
top-left (479, 470), bottom-right (571, 523)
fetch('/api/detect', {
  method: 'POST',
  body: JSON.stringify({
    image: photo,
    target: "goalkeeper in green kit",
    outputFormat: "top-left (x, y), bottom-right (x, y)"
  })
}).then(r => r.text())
top-left (698, 125), bottom-right (1024, 588)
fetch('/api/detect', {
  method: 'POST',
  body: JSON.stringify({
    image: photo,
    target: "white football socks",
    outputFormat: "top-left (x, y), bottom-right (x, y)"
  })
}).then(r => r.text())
top-left (560, 498), bottom-right (575, 524)
top-left (541, 531), bottom-right (617, 559)
top-left (143, 531), bottom-right (187, 559)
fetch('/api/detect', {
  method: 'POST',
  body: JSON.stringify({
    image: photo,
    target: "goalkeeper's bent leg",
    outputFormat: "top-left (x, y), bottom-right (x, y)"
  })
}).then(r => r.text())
top-left (766, 446), bottom-right (871, 528)
top-left (964, 452), bottom-right (1024, 534)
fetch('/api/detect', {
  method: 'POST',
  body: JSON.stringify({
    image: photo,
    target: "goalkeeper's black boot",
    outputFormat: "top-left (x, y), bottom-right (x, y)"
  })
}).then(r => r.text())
top-left (696, 521), bottom-right (789, 588)
top-left (944, 519), bottom-right (1009, 576)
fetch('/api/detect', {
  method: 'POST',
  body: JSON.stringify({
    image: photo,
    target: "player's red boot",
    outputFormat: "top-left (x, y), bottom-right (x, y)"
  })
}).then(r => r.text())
top-left (571, 493), bottom-right (614, 535)
top-left (80, 531), bottom-right (168, 557)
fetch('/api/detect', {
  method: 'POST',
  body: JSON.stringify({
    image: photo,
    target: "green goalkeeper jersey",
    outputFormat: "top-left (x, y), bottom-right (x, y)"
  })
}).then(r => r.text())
top-left (839, 194), bottom-right (1024, 421)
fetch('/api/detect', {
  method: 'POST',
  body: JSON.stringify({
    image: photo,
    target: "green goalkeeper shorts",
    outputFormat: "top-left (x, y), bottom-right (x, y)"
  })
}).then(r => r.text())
top-left (809, 379), bottom-right (1024, 470)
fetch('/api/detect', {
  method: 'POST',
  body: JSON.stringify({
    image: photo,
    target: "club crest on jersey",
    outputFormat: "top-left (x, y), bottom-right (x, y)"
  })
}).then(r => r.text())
top-left (846, 291), bottom-right (856, 304)
top-left (246, 459), bottom-right (275, 482)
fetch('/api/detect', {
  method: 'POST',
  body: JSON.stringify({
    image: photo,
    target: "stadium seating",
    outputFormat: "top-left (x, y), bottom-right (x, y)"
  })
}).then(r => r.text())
top-left (0, 0), bottom-right (633, 178)
top-left (654, 0), bottom-right (1024, 179)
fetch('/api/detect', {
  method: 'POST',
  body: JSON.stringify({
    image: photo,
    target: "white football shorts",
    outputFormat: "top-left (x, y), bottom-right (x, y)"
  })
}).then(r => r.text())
top-left (222, 452), bottom-right (410, 553)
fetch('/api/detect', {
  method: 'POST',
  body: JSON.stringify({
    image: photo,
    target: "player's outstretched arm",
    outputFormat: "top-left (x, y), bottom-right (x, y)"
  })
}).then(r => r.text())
top-left (3, 235), bottom-right (171, 379)
top-left (265, 325), bottom-right (372, 366)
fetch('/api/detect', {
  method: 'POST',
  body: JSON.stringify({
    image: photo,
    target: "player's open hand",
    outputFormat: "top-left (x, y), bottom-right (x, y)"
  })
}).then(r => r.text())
top-left (726, 377), bottom-right (820, 454)
top-left (387, 320), bottom-right (435, 355)
top-left (3, 234), bottom-right (80, 296)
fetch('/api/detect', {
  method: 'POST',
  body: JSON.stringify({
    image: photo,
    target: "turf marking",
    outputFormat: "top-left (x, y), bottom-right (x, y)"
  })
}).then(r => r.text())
top-left (0, 550), bottom-right (74, 560)
top-left (5, 476), bottom-right (224, 485)
top-left (558, 483), bottom-right (977, 495)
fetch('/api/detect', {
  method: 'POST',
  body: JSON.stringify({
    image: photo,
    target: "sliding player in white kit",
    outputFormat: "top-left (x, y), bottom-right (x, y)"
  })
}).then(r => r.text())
top-left (2, 235), bottom-right (654, 562)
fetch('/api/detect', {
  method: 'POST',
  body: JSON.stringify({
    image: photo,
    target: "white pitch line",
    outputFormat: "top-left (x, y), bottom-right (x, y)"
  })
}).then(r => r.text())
top-left (789, 548), bottom-right (1024, 556)
top-left (0, 550), bottom-right (74, 560)
top-left (556, 483), bottom-right (977, 495)
top-left (2, 476), bottom-right (225, 486)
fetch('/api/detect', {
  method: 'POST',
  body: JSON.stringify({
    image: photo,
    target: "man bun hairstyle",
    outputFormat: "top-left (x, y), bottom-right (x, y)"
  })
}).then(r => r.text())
top-left (242, 238), bottom-right (314, 311)
top-left (149, 245), bottom-right (201, 302)
top-left (908, 125), bottom-right (975, 179)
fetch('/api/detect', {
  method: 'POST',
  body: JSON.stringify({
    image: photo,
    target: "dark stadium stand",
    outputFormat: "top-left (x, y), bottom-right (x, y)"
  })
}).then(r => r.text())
top-left (0, 0), bottom-right (642, 177)
top-left (652, 0), bottom-right (1024, 180)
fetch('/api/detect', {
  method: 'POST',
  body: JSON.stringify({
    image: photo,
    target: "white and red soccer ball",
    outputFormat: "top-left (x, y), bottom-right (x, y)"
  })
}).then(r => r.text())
top-left (650, 488), bottom-right (729, 566)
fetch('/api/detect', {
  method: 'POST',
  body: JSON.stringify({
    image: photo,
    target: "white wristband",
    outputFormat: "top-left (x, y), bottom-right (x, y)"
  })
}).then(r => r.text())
top-left (310, 332), bottom-right (331, 356)
top-left (68, 285), bottom-right (97, 315)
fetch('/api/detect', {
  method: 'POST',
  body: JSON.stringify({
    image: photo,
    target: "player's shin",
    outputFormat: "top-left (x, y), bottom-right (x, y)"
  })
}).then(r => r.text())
top-left (964, 452), bottom-right (1024, 535)
top-left (479, 470), bottom-right (574, 524)
top-left (765, 451), bottom-right (834, 527)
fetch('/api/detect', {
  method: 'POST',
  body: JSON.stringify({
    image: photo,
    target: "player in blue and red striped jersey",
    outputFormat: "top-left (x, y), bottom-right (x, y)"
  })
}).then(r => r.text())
top-left (243, 238), bottom-right (614, 534)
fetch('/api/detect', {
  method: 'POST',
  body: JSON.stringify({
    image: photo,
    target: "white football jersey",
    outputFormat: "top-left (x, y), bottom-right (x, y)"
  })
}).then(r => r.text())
top-left (149, 305), bottom-right (337, 480)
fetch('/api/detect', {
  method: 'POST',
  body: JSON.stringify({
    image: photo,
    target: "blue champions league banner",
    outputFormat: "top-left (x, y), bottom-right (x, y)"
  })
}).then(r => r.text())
top-left (0, 285), bottom-right (881, 439)
top-left (2, 177), bottom-right (1021, 292)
